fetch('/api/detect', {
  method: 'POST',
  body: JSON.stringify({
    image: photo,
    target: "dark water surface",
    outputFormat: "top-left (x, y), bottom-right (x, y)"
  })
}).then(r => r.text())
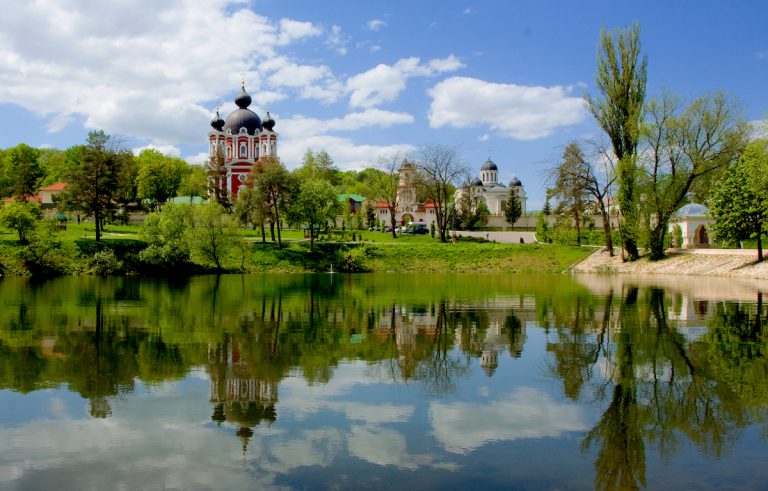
top-left (1, 273), bottom-right (767, 490)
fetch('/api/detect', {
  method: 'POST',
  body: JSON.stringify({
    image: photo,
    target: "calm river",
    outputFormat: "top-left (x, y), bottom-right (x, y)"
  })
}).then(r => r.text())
top-left (1, 273), bottom-right (767, 490)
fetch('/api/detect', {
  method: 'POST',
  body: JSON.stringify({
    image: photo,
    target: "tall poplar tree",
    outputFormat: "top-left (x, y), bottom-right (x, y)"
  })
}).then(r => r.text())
top-left (585, 24), bottom-right (647, 260)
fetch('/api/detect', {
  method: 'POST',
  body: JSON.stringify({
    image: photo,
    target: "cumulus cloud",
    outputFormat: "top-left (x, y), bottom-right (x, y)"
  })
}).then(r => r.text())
top-left (367, 19), bottom-right (387, 31)
top-left (428, 76), bottom-right (587, 139)
top-left (0, 0), bottom-right (323, 146)
top-left (347, 55), bottom-right (464, 108)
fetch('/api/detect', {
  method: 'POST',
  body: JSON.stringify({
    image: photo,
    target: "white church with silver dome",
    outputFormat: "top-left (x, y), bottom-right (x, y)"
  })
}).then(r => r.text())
top-left (456, 158), bottom-right (527, 226)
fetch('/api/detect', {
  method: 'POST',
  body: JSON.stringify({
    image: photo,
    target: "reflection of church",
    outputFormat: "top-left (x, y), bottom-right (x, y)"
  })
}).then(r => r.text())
top-left (208, 336), bottom-right (277, 452)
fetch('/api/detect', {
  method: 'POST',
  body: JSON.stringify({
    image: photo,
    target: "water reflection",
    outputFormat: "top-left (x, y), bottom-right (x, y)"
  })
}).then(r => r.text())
top-left (0, 274), bottom-right (767, 489)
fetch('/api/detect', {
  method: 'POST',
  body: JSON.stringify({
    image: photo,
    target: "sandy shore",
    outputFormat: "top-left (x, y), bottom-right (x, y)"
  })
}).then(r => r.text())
top-left (570, 247), bottom-right (768, 280)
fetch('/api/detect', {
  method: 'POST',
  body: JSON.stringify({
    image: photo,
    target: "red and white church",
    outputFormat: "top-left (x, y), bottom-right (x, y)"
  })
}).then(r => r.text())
top-left (207, 84), bottom-right (278, 196)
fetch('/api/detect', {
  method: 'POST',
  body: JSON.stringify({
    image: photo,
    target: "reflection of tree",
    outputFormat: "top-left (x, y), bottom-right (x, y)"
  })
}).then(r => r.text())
top-left (562, 286), bottom-right (768, 491)
top-left (413, 301), bottom-right (469, 396)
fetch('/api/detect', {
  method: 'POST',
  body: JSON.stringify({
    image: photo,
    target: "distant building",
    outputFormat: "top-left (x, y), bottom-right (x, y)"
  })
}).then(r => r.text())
top-left (207, 84), bottom-right (278, 197)
top-left (39, 182), bottom-right (67, 210)
top-left (455, 158), bottom-right (527, 227)
top-left (375, 160), bottom-right (439, 227)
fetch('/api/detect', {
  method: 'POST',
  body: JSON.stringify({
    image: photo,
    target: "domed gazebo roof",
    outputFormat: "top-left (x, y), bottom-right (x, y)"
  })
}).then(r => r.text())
top-left (481, 159), bottom-right (498, 171)
top-left (674, 203), bottom-right (709, 218)
top-left (223, 86), bottom-right (262, 135)
top-left (509, 177), bottom-right (522, 187)
top-left (470, 177), bottom-right (483, 187)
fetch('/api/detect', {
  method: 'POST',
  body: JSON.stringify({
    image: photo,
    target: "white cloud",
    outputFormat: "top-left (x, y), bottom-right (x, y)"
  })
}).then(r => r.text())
top-left (277, 18), bottom-right (322, 44)
top-left (478, 134), bottom-right (491, 142)
top-left (428, 76), bottom-right (587, 139)
top-left (367, 19), bottom-right (387, 31)
top-left (346, 55), bottom-right (464, 108)
top-left (463, 7), bottom-right (474, 15)
top-left (755, 51), bottom-right (768, 60)
top-left (275, 109), bottom-right (415, 170)
top-left (326, 25), bottom-right (349, 55)
top-left (429, 387), bottom-right (589, 454)
top-left (0, 0), bottom-right (322, 144)
top-left (370, 45), bottom-right (382, 53)
top-left (132, 143), bottom-right (182, 157)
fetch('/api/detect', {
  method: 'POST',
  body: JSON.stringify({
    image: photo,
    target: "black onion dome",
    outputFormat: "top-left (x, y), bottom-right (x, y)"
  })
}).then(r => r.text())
top-left (223, 85), bottom-right (262, 134)
top-left (262, 111), bottom-right (275, 131)
top-left (481, 159), bottom-right (498, 171)
top-left (509, 177), bottom-right (522, 187)
top-left (234, 85), bottom-right (252, 109)
top-left (470, 177), bottom-right (483, 187)
top-left (210, 110), bottom-right (225, 131)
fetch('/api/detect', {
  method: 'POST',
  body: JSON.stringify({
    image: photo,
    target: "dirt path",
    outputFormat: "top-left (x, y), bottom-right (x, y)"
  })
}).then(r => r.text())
top-left (571, 248), bottom-right (768, 279)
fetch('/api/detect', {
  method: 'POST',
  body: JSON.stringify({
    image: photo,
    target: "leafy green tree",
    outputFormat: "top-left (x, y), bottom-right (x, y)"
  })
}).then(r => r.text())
top-left (641, 91), bottom-right (747, 259)
top-left (258, 158), bottom-right (295, 249)
top-left (178, 165), bottom-right (209, 201)
top-left (416, 144), bottom-right (468, 242)
top-left (135, 149), bottom-right (187, 209)
top-left (288, 178), bottom-right (339, 251)
top-left (549, 143), bottom-right (591, 245)
top-left (0, 201), bottom-right (42, 244)
top-left (60, 131), bottom-right (128, 241)
top-left (296, 149), bottom-right (340, 185)
top-left (709, 140), bottom-right (768, 260)
top-left (374, 154), bottom-right (404, 238)
top-left (585, 24), bottom-right (647, 260)
top-left (504, 187), bottom-right (522, 227)
top-left (536, 213), bottom-right (551, 243)
top-left (6, 144), bottom-right (43, 200)
top-left (139, 202), bottom-right (194, 268)
top-left (190, 202), bottom-right (244, 271)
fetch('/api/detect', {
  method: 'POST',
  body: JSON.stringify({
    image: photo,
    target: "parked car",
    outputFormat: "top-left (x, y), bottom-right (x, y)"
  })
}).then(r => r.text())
top-left (406, 223), bottom-right (429, 235)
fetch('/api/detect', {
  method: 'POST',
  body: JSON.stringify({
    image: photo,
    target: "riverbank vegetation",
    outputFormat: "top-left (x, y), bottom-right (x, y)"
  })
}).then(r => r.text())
top-left (0, 216), bottom-right (591, 276)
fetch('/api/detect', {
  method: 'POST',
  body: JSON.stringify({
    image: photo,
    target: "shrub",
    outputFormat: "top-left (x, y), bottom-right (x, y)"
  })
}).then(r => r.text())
top-left (87, 249), bottom-right (123, 275)
top-left (21, 236), bottom-right (79, 276)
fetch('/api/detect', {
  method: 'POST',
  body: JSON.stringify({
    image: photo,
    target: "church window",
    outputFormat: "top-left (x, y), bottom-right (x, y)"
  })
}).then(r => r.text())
top-left (254, 145), bottom-right (259, 158)
top-left (238, 174), bottom-right (247, 183)
top-left (240, 144), bottom-right (247, 158)
top-left (226, 146), bottom-right (231, 159)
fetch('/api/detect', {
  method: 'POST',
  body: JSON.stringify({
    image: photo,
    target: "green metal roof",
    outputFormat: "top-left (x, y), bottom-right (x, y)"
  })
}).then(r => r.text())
top-left (337, 193), bottom-right (367, 203)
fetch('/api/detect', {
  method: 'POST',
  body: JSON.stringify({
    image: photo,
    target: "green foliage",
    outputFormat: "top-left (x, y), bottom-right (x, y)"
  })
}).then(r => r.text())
top-left (60, 130), bottom-right (131, 241)
top-left (0, 201), bottom-right (43, 244)
top-left (670, 224), bottom-right (683, 248)
top-left (295, 149), bottom-right (340, 185)
top-left (708, 140), bottom-right (768, 259)
top-left (536, 214), bottom-right (552, 243)
top-left (178, 165), bottom-right (208, 200)
top-left (504, 187), bottom-right (522, 226)
top-left (135, 149), bottom-right (187, 208)
top-left (87, 249), bottom-right (123, 276)
top-left (585, 24), bottom-right (647, 260)
top-left (138, 202), bottom-right (194, 268)
top-left (189, 203), bottom-right (245, 271)
top-left (288, 178), bottom-right (340, 251)
top-left (20, 235), bottom-right (79, 277)
top-left (5, 144), bottom-right (43, 199)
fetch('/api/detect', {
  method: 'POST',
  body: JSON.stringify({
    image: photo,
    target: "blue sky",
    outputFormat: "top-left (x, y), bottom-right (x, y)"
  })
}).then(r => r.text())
top-left (1, 0), bottom-right (766, 208)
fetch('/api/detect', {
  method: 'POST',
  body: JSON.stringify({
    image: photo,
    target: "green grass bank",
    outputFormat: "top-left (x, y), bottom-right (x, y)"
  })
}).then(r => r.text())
top-left (0, 223), bottom-right (592, 276)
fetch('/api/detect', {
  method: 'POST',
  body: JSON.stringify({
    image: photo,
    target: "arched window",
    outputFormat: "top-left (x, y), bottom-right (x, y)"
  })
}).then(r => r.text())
top-left (226, 146), bottom-right (232, 159)
top-left (240, 144), bottom-right (247, 158)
